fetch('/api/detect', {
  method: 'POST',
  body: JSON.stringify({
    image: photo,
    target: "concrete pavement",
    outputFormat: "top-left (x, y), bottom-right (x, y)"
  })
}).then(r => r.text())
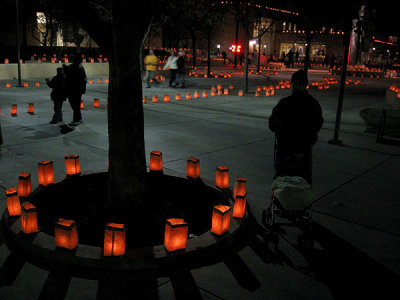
top-left (0, 66), bottom-right (399, 299)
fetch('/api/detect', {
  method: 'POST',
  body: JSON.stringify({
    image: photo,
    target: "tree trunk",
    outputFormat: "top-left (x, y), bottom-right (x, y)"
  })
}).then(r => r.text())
top-left (67, 1), bottom-right (154, 228)
top-left (207, 27), bottom-right (211, 77)
top-left (44, 16), bottom-right (50, 46)
top-left (191, 32), bottom-right (196, 68)
top-left (49, 15), bottom-right (55, 46)
top-left (257, 35), bottom-right (261, 73)
top-left (107, 56), bottom-right (147, 222)
top-left (330, 28), bottom-right (351, 145)
top-left (140, 20), bottom-right (153, 74)
top-left (244, 26), bottom-right (249, 93)
top-left (22, 12), bottom-right (27, 48)
top-left (106, 4), bottom-right (148, 224)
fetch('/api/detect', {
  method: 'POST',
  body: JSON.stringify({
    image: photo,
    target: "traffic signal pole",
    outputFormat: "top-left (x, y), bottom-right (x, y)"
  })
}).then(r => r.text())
top-left (16, 0), bottom-right (22, 87)
top-left (234, 19), bottom-right (239, 68)
top-left (329, 28), bottom-right (351, 145)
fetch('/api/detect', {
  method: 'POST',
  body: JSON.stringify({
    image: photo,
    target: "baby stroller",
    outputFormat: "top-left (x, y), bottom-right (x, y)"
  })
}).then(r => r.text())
top-left (262, 140), bottom-right (315, 250)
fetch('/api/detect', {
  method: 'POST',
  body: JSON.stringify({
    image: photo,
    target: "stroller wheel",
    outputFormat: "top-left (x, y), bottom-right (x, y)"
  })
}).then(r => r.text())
top-left (266, 207), bottom-right (272, 221)
top-left (261, 209), bottom-right (267, 224)
top-left (261, 208), bottom-right (272, 227)
top-left (297, 233), bottom-right (314, 250)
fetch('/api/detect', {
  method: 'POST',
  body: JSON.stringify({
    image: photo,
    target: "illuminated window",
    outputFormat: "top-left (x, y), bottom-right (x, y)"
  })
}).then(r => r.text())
top-left (56, 31), bottom-right (63, 46)
top-left (311, 44), bottom-right (327, 57)
top-left (36, 12), bottom-right (46, 24)
top-left (36, 12), bottom-right (46, 45)
top-left (253, 18), bottom-right (272, 37)
top-left (280, 43), bottom-right (305, 57)
top-left (36, 12), bottom-right (64, 46)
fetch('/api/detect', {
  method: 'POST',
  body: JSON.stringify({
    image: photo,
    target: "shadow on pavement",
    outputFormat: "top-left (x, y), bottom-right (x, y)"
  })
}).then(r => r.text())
top-left (59, 124), bottom-right (74, 134)
top-left (298, 221), bottom-right (400, 299)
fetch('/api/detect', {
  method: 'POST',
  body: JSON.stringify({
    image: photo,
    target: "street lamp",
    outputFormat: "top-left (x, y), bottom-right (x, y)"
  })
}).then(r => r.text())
top-left (16, 0), bottom-right (22, 87)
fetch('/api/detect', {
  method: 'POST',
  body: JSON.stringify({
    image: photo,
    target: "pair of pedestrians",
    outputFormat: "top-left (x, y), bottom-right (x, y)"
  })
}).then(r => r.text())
top-left (46, 53), bottom-right (87, 127)
top-left (144, 50), bottom-right (186, 88)
top-left (162, 51), bottom-right (186, 88)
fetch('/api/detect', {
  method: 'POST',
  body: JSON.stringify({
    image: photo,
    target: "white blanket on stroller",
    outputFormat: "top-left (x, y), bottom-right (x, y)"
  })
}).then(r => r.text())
top-left (271, 176), bottom-right (313, 211)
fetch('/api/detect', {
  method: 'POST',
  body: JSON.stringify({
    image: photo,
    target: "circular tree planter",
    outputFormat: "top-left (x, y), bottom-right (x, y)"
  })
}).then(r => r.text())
top-left (2, 171), bottom-right (254, 279)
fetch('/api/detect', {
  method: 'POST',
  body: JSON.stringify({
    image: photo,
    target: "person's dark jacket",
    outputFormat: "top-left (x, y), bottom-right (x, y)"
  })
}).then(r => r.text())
top-left (288, 51), bottom-right (294, 61)
top-left (269, 91), bottom-right (323, 153)
top-left (177, 56), bottom-right (185, 74)
top-left (65, 63), bottom-right (87, 96)
top-left (46, 74), bottom-right (67, 102)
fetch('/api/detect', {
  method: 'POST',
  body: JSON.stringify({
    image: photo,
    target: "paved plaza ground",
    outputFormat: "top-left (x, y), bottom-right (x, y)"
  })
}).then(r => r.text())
top-left (0, 65), bottom-right (399, 299)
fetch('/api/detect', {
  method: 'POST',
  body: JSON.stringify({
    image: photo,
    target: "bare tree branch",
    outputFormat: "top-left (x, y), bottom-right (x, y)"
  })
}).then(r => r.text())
top-left (67, 0), bottom-right (112, 53)
top-left (88, 0), bottom-right (112, 22)
top-left (141, 16), bottom-right (154, 49)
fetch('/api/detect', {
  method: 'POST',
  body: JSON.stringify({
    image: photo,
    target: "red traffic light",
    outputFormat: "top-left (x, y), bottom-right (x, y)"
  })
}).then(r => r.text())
top-left (231, 45), bottom-right (242, 53)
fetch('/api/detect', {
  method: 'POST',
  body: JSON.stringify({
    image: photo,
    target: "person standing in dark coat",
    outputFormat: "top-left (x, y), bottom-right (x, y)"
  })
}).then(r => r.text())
top-left (222, 51), bottom-right (227, 64)
top-left (175, 52), bottom-right (186, 88)
top-left (46, 67), bottom-right (67, 124)
top-left (288, 49), bottom-right (294, 68)
top-left (329, 54), bottom-right (336, 69)
top-left (65, 53), bottom-right (87, 126)
top-left (269, 69), bottom-right (323, 184)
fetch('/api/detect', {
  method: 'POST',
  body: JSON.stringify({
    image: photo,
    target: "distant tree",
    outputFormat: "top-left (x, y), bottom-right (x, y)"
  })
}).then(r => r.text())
top-left (228, 0), bottom-right (280, 92)
top-left (162, 0), bottom-right (214, 68)
top-left (0, 0), bottom-right (16, 57)
top-left (202, 1), bottom-right (225, 76)
top-left (158, 1), bottom-right (225, 71)
top-left (253, 16), bottom-right (274, 72)
top-left (228, 0), bottom-right (258, 93)
top-left (159, 8), bottom-right (185, 49)
top-left (60, 18), bottom-right (86, 50)
top-left (27, 1), bottom-right (65, 47)
top-left (282, 0), bottom-right (364, 143)
top-left (284, 0), bottom-right (362, 72)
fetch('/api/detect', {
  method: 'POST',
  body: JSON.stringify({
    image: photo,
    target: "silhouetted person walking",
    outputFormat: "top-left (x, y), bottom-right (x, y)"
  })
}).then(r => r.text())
top-left (222, 51), bottom-right (227, 64)
top-left (288, 50), bottom-right (294, 68)
top-left (65, 53), bottom-right (87, 126)
top-left (46, 67), bottom-right (67, 124)
top-left (330, 54), bottom-right (336, 69)
top-left (269, 69), bottom-right (323, 184)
